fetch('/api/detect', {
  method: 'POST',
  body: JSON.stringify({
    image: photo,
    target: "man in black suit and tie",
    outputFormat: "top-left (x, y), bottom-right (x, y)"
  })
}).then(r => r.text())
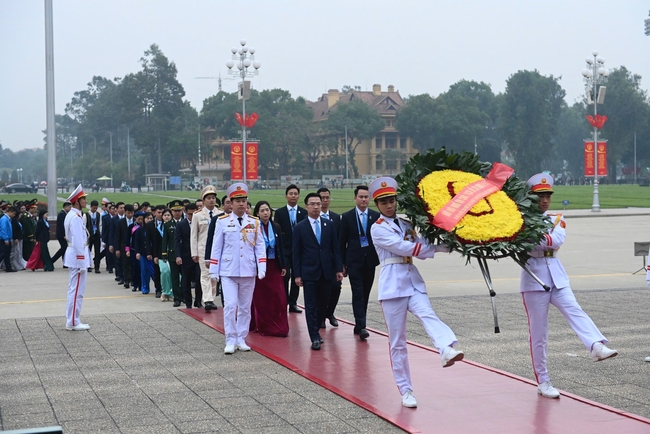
top-left (317, 187), bottom-right (341, 328)
top-left (146, 205), bottom-right (165, 298)
top-left (274, 184), bottom-right (307, 313)
top-left (101, 201), bottom-right (115, 273)
top-left (175, 203), bottom-right (202, 308)
top-left (115, 204), bottom-right (134, 288)
top-left (51, 202), bottom-right (71, 265)
top-left (109, 202), bottom-right (125, 283)
top-left (293, 192), bottom-right (343, 350)
top-left (339, 185), bottom-right (380, 340)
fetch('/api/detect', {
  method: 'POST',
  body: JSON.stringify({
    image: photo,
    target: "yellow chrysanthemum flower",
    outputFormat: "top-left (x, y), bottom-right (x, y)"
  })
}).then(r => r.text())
top-left (417, 170), bottom-right (524, 243)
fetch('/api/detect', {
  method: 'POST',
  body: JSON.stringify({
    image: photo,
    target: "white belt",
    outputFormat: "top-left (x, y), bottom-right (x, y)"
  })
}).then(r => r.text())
top-left (529, 250), bottom-right (556, 258)
top-left (382, 256), bottom-right (413, 266)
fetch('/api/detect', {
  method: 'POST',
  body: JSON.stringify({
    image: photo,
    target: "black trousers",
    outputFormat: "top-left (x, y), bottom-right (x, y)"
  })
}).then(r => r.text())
top-left (121, 251), bottom-right (132, 283)
top-left (51, 238), bottom-right (67, 264)
top-left (88, 234), bottom-right (104, 270)
top-left (0, 241), bottom-right (13, 271)
top-left (169, 261), bottom-right (182, 302)
top-left (105, 244), bottom-right (115, 271)
top-left (181, 261), bottom-right (202, 307)
top-left (303, 276), bottom-right (332, 342)
top-left (348, 265), bottom-right (376, 331)
top-left (284, 254), bottom-right (301, 306)
top-left (152, 261), bottom-right (161, 292)
top-left (114, 249), bottom-right (123, 280)
top-left (324, 280), bottom-right (341, 319)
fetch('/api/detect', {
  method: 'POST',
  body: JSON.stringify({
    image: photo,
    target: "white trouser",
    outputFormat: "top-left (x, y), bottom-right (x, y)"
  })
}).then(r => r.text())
top-left (521, 287), bottom-right (606, 384)
top-left (381, 291), bottom-right (458, 395)
top-left (200, 261), bottom-right (217, 304)
top-left (66, 267), bottom-right (87, 327)
top-left (221, 276), bottom-right (255, 346)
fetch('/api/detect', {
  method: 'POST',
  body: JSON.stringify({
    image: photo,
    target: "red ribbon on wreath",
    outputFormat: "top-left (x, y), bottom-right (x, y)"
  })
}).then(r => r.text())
top-left (586, 114), bottom-right (607, 129)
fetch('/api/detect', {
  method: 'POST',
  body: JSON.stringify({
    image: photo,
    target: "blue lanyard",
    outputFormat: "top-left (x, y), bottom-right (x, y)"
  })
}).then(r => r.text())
top-left (355, 212), bottom-right (366, 236)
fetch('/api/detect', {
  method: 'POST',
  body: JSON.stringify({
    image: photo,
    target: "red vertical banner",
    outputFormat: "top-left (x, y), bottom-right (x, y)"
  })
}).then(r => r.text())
top-left (584, 141), bottom-right (607, 177)
top-left (231, 142), bottom-right (243, 180)
top-left (246, 142), bottom-right (259, 181)
top-left (597, 141), bottom-right (607, 176)
top-left (584, 141), bottom-right (595, 176)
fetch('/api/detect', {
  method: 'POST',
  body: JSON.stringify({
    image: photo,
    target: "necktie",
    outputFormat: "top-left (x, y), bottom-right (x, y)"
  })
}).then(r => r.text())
top-left (321, 213), bottom-right (329, 220)
top-left (361, 212), bottom-right (367, 233)
top-left (314, 219), bottom-right (321, 244)
top-left (290, 208), bottom-right (296, 226)
top-left (209, 210), bottom-right (213, 219)
top-left (238, 216), bottom-right (243, 226)
top-left (394, 218), bottom-right (400, 229)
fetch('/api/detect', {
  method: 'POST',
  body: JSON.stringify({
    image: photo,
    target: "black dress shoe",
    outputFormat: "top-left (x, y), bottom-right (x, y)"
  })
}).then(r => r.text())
top-left (5, 269), bottom-right (16, 272)
top-left (319, 321), bottom-right (326, 329)
top-left (204, 301), bottom-right (217, 311)
top-left (124, 282), bottom-right (130, 289)
top-left (185, 305), bottom-right (192, 309)
top-left (131, 287), bottom-right (137, 292)
top-left (114, 276), bottom-right (120, 281)
top-left (319, 337), bottom-right (323, 343)
top-left (359, 329), bottom-right (370, 341)
top-left (173, 301), bottom-right (181, 307)
top-left (328, 316), bottom-right (339, 327)
top-left (108, 269), bottom-right (113, 274)
top-left (194, 303), bottom-right (203, 308)
top-left (155, 291), bottom-right (161, 298)
top-left (289, 305), bottom-right (302, 313)
top-left (311, 340), bottom-right (321, 351)
top-left (95, 269), bottom-right (101, 274)
top-left (117, 280), bottom-right (124, 285)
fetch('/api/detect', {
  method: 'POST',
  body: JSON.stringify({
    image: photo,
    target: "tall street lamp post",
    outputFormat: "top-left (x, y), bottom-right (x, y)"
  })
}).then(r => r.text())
top-left (226, 40), bottom-right (260, 182)
top-left (582, 51), bottom-right (608, 212)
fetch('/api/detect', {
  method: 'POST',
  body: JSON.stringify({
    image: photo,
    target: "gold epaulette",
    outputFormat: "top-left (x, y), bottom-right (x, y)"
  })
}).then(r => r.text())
top-left (249, 215), bottom-right (259, 220)
top-left (218, 214), bottom-right (229, 219)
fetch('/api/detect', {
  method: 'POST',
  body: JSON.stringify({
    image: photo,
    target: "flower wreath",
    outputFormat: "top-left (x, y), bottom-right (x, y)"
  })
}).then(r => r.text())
top-left (396, 148), bottom-right (550, 262)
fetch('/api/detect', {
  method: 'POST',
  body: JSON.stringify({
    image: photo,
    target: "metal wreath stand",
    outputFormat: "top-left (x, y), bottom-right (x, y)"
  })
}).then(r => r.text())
top-left (459, 248), bottom-right (550, 334)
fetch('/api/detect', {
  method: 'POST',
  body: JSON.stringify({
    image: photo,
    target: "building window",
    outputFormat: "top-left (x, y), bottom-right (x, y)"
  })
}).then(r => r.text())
top-left (375, 135), bottom-right (383, 150)
top-left (385, 133), bottom-right (397, 149)
top-left (375, 157), bottom-right (383, 172)
top-left (399, 136), bottom-right (406, 149)
top-left (386, 119), bottom-right (393, 127)
top-left (386, 160), bottom-right (397, 171)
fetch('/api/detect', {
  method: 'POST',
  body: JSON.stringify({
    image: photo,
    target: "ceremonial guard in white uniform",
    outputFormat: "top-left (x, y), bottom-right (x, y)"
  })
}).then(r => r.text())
top-left (191, 185), bottom-right (220, 311)
top-left (64, 185), bottom-right (92, 331)
top-left (209, 183), bottom-right (266, 354)
top-left (521, 173), bottom-right (618, 398)
top-left (369, 177), bottom-right (463, 409)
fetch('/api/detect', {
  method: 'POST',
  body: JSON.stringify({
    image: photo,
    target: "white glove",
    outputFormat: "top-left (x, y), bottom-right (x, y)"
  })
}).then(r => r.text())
top-left (257, 271), bottom-right (266, 280)
top-left (435, 244), bottom-right (450, 253)
top-left (210, 274), bottom-right (220, 282)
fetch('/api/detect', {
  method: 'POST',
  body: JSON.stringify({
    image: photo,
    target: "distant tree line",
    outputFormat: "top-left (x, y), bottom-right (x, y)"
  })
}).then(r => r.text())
top-left (2, 44), bottom-right (648, 185)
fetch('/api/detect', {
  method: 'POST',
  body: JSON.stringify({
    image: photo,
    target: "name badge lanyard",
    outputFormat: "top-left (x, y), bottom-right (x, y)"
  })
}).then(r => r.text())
top-left (356, 213), bottom-right (369, 248)
top-left (262, 223), bottom-right (276, 259)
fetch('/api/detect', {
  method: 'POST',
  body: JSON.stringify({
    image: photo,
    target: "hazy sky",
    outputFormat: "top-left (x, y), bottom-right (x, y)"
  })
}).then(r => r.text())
top-left (2, 0), bottom-right (650, 152)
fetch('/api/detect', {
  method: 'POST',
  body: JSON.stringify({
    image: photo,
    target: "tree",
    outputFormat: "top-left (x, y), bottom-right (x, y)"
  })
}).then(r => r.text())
top-left (498, 70), bottom-right (566, 179)
top-left (554, 102), bottom-right (589, 181)
top-left (326, 99), bottom-right (384, 178)
top-left (303, 124), bottom-right (338, 178)
top-left (596, 66), bottom-right (650, 181)
top-left (395, 94), bottom-right (441, 152)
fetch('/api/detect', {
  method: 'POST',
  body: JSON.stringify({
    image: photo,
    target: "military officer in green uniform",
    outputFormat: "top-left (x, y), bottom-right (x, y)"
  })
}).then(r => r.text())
top-left (21, 200), bottom-right (38, 262)
top-left (162, 200), bottom-right (184, 307)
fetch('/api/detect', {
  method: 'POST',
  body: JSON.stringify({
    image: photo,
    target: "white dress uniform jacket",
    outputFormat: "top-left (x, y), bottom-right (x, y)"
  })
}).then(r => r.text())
top-left (208, 213), bottom-right (267, 278)
top-left (370, 216), bottom-right (437, 301)
top-left (64, 208), bottom-right (92, 269)
top-left (190, 207), bottom-right (213, 259)
top-left (520, 212), bottom-right (569, 291)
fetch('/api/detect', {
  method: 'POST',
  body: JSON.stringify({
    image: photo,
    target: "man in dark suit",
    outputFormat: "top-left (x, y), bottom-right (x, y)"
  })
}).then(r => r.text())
top-left (109, 202), bottom-right (125, 284)
top-left (115, 204), bottom-right (134, 288)
top-left (146, 205), bottom-right (164, 298)
top-left (274, 184), bottom-right (307, 313)
top-left (84, 200), bottom-right (103, 273)
top-left (175, 203), bottom-right (202, 308)
top-left (101, 202), bottom-right (115, 273)
top-left (51, 202), bottom-right (71, 265)
top-left (339, 185), bottom-right (380, 340)
top-left (293, 192), bottom-right (343, 350)
top-left (317, 187), bottom-right (342, 328)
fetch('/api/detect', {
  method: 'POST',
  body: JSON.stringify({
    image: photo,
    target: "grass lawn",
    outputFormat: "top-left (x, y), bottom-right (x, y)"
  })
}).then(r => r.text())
top-left (3, 184), bottom-right (650, 213)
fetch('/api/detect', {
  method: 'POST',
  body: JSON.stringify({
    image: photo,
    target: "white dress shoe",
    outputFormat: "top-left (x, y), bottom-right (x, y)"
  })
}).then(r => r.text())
top-left (236, 343), bottom-right (251, 352)
top-left (440, 346), bottom-right (464, 367)
top-left (645, 357), bottom-right (650, 362)
top-left (401, 390), bottom-right (417, 408)
top-left (591, 342), bottom-right (618, 362)
top-left (224, 344), bottom-right (236, 355)
top-left (537, 381), bottom-right (560, 398)
top-left (65, 323), bottom-right (90, 331)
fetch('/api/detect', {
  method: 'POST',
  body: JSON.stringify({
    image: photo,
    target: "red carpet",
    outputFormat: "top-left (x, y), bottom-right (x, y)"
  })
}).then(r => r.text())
top-left (182, 307), bottom-right (650, 434)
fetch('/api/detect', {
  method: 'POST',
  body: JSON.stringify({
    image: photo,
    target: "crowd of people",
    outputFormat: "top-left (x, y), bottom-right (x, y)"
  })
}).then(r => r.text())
top-left (0, 172), bottom-right (622, 408)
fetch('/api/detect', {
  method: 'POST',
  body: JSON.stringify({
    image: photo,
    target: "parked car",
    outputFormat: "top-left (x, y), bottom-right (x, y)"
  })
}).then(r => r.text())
top-left (3, 183), bottom-right (37, 193)
top-left (120, 182), bottom-right (132, 192)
